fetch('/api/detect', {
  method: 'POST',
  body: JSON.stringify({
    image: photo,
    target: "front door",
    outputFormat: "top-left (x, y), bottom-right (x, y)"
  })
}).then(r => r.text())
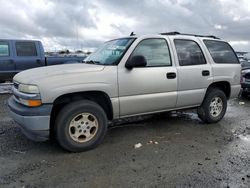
top-left (118, 38), bottom-right (178, 117)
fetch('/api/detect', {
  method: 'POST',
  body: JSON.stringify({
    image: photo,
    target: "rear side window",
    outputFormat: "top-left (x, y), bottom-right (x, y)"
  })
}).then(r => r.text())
top-left (203, 40), bottom-right (239, 64)
top-left (174, 39), bottom-right (206, 66)
top-left (16, 42), bottom-right (37, 56)
top-left (0, 42), bottom-right (9, 56)
top-left (131, 38), bottom-right (172, 67)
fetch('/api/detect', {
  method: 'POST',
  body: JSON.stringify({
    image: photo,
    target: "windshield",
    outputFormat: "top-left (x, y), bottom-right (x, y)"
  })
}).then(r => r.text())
top-left (84, 38), bottom-right (135, 65)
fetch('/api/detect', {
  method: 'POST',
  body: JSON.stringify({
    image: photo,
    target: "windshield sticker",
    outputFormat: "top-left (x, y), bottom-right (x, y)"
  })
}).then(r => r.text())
top-left (107, 45), bottom-right (126, 50)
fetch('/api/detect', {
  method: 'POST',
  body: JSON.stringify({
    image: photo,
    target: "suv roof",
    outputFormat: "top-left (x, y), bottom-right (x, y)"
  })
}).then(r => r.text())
top-left (125, 31), bottom-right (220, 40)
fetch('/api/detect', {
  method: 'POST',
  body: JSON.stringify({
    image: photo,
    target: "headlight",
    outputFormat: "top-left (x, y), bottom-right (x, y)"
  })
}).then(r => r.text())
top-left (18, 84), bottom-right (40, 94)
top-left (15, 84), bottom-right (41, 107)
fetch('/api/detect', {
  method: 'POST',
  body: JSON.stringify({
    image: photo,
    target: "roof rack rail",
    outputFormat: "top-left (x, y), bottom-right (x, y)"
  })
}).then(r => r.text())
top-left (160, 31), bottom-right (220, 39)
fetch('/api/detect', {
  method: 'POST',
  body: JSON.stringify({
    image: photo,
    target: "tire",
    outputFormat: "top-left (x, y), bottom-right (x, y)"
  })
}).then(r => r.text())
top-left (55, 100), bottom-right (108, 152)
top-left (197, 88), bottom-right (227, 123)
top-left (241, 91), bottom-right (249, 98)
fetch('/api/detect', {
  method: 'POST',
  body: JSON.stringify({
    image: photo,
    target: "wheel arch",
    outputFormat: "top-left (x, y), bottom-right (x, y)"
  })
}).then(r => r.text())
top-left (206, 81), bottom-right (231, 99)
top-left (49, 91), bottom-right (113, 138)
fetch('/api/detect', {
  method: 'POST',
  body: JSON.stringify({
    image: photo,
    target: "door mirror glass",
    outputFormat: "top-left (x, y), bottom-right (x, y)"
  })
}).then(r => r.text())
top-left (125, 55), bottom-right (147, 69)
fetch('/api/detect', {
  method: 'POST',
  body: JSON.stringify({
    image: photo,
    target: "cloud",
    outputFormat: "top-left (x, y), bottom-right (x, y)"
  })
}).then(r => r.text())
top-left (0, 0), bottom-right (250, 51)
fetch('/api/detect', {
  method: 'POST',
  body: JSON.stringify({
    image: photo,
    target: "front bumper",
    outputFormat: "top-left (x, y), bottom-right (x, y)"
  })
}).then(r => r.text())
top-left (8, 96), bottom-right (53, 141)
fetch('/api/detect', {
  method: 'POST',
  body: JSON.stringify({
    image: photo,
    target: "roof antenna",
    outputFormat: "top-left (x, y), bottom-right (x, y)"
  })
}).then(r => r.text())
top-left (130, 32), bottom-right (135, 36)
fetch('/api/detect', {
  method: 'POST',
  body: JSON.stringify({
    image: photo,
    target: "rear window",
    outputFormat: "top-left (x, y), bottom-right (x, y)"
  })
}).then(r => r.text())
top-left (0, 42), bottom-right (9, 56)
top-left (16, 42), bottom-right (37, 56)
top-left (204, 40), bottom-right (239, 64)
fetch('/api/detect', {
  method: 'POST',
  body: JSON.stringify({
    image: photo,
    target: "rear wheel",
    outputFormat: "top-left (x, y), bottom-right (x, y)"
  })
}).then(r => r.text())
top-left (55, 100), bottom-right (108, 152)
top-left (197, 88), bottom-right (227, 123)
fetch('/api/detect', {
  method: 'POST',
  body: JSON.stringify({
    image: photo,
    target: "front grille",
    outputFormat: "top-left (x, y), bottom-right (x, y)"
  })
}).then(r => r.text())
top-left (13, 82), bottom-right (19, 89)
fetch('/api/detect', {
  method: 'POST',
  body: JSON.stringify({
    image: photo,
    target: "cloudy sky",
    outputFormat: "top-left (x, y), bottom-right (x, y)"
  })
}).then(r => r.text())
top-left (1, 0), bottom-right (250, 52)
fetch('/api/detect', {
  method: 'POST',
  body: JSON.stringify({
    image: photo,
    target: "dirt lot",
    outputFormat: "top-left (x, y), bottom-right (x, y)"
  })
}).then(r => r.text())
top-left (0, 94), bottom-right (250, 188)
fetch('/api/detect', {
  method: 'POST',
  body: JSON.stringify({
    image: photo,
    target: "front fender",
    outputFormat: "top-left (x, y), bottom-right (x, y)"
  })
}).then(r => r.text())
top-left (40, 82), bottom-right (117, 103)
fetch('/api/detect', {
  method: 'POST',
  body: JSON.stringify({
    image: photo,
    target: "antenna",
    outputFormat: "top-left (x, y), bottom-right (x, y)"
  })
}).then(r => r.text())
top-left (130, 32), bottom-right (136, 36)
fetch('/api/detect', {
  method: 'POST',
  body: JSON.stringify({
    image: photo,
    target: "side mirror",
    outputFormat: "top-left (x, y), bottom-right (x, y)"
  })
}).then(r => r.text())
top-left (125, 55), bottom-right (147, 69)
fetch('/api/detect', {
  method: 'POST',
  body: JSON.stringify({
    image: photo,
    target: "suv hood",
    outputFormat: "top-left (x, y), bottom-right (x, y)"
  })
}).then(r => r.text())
top-left (14, 64), bottom-right (105, 84)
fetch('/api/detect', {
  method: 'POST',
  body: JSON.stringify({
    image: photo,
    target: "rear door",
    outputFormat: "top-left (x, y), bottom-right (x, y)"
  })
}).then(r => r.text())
top-left (171, 38), bottom-right (213, 108)
top-left (203, 40), bottom-right (241, 98)
top-left (0, 41), bottom-right (15, 81)
top-left (14, 41), bottom-right (43, 71)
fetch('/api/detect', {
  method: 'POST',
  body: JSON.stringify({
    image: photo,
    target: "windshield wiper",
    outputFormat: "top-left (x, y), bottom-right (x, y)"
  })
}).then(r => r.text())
top-left (83, 60), bottom-right (101, 65)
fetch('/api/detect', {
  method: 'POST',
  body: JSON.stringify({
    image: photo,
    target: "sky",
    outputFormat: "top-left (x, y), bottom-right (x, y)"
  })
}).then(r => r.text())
top-left (1, 0), bottom-right (250, 52)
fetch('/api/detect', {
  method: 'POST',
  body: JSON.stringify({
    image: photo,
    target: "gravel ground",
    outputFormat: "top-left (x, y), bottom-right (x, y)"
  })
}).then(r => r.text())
top-left (0, 94), bottom-right (249, 188)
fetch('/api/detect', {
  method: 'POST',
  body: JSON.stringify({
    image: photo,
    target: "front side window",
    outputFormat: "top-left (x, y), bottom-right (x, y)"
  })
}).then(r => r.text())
top-left (84, 38), bottom-right (135, 65)
top-left (16, 42), bottom-right (37, 56)
top-left (0, 42), bottom-right (9, 57)
top-left (131, 38), bottom-right (172, 67)
top-left (174, 39), bottom-right (206, 66)
top-left (204, 40), bottom-right (239, 64)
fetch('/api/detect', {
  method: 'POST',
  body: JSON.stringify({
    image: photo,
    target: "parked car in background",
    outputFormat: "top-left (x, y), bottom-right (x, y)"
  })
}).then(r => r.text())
top-left (8, 32), bottom-right (241, 152)
top-left (243, 53), bottom-right (250, 62)
top-left (241, 60), bottom-right (250, 98)
top-left (0, 39), bottom-right (86, 82)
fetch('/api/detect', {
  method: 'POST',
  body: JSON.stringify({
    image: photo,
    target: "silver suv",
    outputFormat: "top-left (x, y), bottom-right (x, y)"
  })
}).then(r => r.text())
top-left (8, 32), bottom-right (241, 152)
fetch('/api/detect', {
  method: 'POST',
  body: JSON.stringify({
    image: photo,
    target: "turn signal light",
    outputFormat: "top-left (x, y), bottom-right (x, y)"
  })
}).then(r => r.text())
top-left (19, 98), bottom-right (42, 107)
top-left (27, 100), bottom-right (42, 107)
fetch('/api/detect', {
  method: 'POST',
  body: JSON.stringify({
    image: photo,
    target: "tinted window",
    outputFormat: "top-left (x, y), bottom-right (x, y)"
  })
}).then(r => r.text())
top-left (204, 40), bottom-right (239, 64)
top-left (0, 42), bottom-right (9, 56)
top-left (16, 42), bottom-right (37, 56)
top-left (131, 39), bottom-right (171, 67)
top-left (174, 39), bottom-right (206, 66)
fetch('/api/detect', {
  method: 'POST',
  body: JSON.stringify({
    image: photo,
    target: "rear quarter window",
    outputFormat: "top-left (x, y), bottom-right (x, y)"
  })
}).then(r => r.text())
top-left (203, 40), bottom-right (239, 64)
top-left (16, 42), bottom-right (37, 56)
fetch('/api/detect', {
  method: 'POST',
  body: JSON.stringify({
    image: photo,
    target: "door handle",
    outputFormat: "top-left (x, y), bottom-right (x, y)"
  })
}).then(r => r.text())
top-left (202, 70), bottom-right (210, 76)
top-left (166, 72), bottom-right (176, 79)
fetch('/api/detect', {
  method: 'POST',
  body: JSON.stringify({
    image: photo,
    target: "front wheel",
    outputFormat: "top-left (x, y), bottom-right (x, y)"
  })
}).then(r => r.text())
top-left (55, 100), bottom-right (108, 152)
top-left (197, 88), bottom-right (227, 123)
